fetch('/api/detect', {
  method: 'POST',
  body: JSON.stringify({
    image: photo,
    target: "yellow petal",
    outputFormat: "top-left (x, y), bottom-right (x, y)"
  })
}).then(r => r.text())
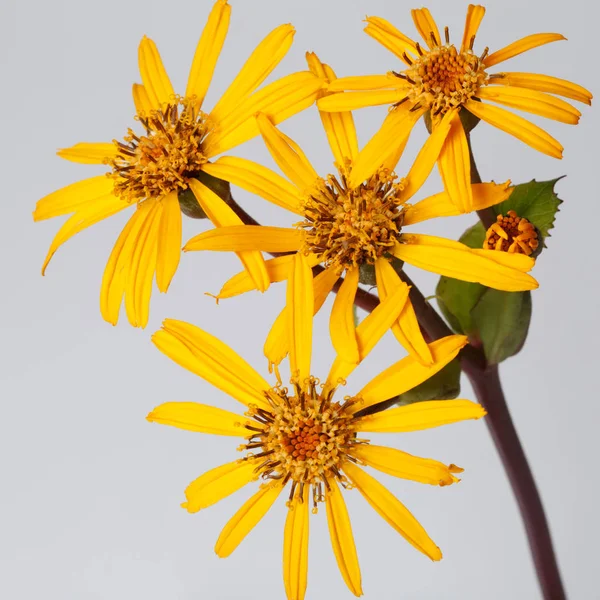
top-left (156, 190), bottom-right (182, 293)
top-left (460, 5), bottom-right (486, 53)
top-left (152, 319), bottom-right (271, 410)
top-left (185, 0), bottom-right (231, 108)
top-left (411, 8), bottom-right (441, 48)
top-left (146, 402), bottom-right (249, 436)
top-left (33, 175), bottom-right (115, 221)
top-left (330, 267), bottom-right (360, 365)
top-left (355, 399), bottom-right (486, 433)
top-left (325, 478), bottom-right (362, 596)
top-left (489, 72), bottom-right (592, 105)
top-left (394, 234), bottom-right (538, 291)
top-left (215, 482), bottom-right (283, 557)
top-left (132, 83), bottom-right (153, 114)
top-left (326, 283), bottom-right (410, 390)
top-left (470, 248), bottom-right (535, 271)
top-left (364, 17), bottom-right (418, 62)
top-left (354, 335), bottom-right (467, 413)
top-left (403, 181), bottom-right (513, 225)
top-left (374, 258), bottom-right (432, 365)
top-left (287, 253), bottom-right (314, 384)
top-left (401, 108), bottom-right (456, 202)
top-left (465, 99), bottom-right (563, 158)
top-left (349, 105), bottom-right (424, 189)
top-left (350, 444), bottom-right (461, 486)
top-left (217, 255), bottom-right (294, 300)
top-left (437, 112), bottom-right (472, 212)
top-left (307, 52), bottom-right (359, 164)
top-left (343, 461), bottom-right (441, 560)
top-left (211, 23), bottom-right (295, 122)
top-left (56, 142), bottom-right (117, 164)
top-left (185, 225), bottom-right (303, 253)
top-left (138, 36), bottom-right (175, 109)
top-left (317, 88), bottom-right (409, 112)
top-left (205, 72), bottom-right (322, 157)
top-left (124, 199), bottom-right (161, 328)
top-left (41, 193), bottom-right (129, 275)
top-left (476, 85), bottom-right (581, 125)
top-left (100, 202), bottom-right (152, 326)
top-left (188, 178), bottom-right (269, 293)
top-left (327, 74), bottom-right (396, 93)
top-left (283, 486), bottom-right (310, 600)
top-left (256, 113), bottom-right (319, 190)
top-left (265, 266), bottom-right (338, 369)
top-left (216, 254), bottom-right (321, 300)
top-left (183, 459), bottom-right (257, 513)
top-left (202, 157), bottom-right (303, 215)
top-left (484, 33), bottom-right (566, 68)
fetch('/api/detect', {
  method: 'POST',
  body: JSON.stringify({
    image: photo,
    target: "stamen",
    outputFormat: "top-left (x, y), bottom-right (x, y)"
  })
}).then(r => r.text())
top-left (298, 166), bottom-right (407, 272)
top-left (415, 42), bottom-right (424, 56)
top-left (239, 381), bottom-right (360, 509)
top-left (399, 40), bottom-right (489, 115)
top-left (108, 98), bottom-right (211, 204)
top-left (480, 47), bottom-right (489, 61)
top-left (430, 31), bottom-right (438, 47)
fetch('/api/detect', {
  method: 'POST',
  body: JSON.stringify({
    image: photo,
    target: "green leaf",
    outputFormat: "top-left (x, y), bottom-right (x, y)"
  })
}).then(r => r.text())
top-left (472, 289), bottom-right (532, 365)
top-left (394, 359), bottom-right (461, 406)
top-left (491, 178), bottom-right (563, 250)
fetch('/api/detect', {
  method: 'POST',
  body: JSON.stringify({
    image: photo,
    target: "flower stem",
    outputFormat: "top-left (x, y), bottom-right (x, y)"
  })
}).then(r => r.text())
top-left (461, 363), bottom-right (566, 599)
top-left (467, 132), bottom-right (496, 229)
top-left (467, 140), bottom-right (566, 599)
top-left (221, 180), bottom-right (566, 599)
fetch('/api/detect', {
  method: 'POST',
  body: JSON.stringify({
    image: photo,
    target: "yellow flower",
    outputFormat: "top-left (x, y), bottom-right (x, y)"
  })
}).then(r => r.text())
top-left (317, 5), bottom-right (592, 211)
top-left (148, 254), bottom-right (486, 600)
top-left (184, 52), bottom-right (537, 369)
top-left (33, 0), bottom-right (322, 328)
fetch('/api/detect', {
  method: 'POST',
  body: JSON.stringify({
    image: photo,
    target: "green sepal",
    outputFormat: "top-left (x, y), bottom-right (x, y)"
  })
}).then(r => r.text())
top-left (177, 170), bottom-right (234, 220)
top-left (394, 359), bottom-right (461, 406)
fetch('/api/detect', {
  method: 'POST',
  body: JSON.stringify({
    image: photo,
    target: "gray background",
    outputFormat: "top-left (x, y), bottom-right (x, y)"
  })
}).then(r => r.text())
top-left (1, 0), bottom-right (598, 598)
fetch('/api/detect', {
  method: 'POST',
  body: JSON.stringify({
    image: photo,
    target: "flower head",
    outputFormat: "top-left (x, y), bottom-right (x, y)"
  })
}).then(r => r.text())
top-left (184, 52), bottom-right (538, 370)
top-left (148, 255), bottom-right (485, 599)
top-left (33, 0), bottom-right (322, 328)
top-left (317, 5), bottom-right (592, 212)
top-left (484, 211), bottom-right (539, 255)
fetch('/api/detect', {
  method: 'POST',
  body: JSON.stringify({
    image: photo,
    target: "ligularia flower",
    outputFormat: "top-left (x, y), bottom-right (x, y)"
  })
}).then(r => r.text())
top-left (148, 254), bottom-right (485, 599)
top-left (33, 0), bottom-right (322, 327)
top-left (184, 53), bottom-right (537, 370)
top-left (318, 4), bottom-right (592, 211)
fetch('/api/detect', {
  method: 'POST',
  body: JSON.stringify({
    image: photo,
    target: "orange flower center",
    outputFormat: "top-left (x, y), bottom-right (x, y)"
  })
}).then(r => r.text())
top-left (298, 167), bottom-right (407, 273)
top-left (484, 210), bottom-right (539, 255)
top-left (108, 99), bottom-right (211, 203)
top-left (239, 378), bottom-right (364, 510)
top-left (398, 37), bottom-right (488, 115)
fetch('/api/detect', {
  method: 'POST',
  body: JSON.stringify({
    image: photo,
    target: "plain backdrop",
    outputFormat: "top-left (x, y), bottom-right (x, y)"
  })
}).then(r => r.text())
top-left (1, 0), bottom-right (598, 598)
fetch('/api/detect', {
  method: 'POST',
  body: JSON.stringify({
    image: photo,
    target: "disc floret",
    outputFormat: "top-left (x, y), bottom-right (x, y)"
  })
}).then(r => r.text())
top-left (299, 167), bottom-right (407, 273)
top-left (397, 28), bottom-right (489, 116)
top-left (240, 378), bottom-right (365, 511)
top-left (108, 98), bottom-right (212, 203)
